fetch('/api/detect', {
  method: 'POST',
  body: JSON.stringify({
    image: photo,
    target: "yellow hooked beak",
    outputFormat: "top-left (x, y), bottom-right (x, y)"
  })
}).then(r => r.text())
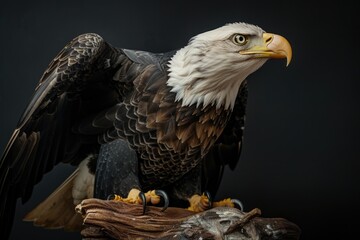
top-left (240, 33), bottom-right (292, 66)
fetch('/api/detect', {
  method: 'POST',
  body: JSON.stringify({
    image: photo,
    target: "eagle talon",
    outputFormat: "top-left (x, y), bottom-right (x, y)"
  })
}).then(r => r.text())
top-left (231, 199), bottom-right (244, 212)
top-left (188, 192), bottom-right (212, 212)
top-left (212, 198), bottom-right (244, 211)
top-left (154, 189), bottom-right (169, 212)
top-left (106, 189), bottom-right (167, 214)
top-left (204, 191), bottom-right (213, 208)
top-left (138, 191), bottom-right (147, 214)
top-left (139, 189), bottom-right (169, 213)
top-left (107, 194), bottom-right (116, 200)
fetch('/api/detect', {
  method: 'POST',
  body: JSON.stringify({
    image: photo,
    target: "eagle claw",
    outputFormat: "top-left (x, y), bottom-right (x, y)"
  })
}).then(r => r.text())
top-left (138, 191), bottom-right (147, 214)
top-left (154, 190), bottom-right (169, 212)
top-left (231, 199), bottom-right (244, 211)
top-left (139, 189), bottom-right (169, 214)
top-left (188, 192), bottom-right (212, 212)
top-left (212, 198), bottom-right (245, 211)
top-left (204, 191), bottom-right (213, 208)
top-left (106, 188), bottom-right (169, 214)
top-left (107, 194), bottom-right (116, 200)
top-left (188, 191), bottom-right (245, 212)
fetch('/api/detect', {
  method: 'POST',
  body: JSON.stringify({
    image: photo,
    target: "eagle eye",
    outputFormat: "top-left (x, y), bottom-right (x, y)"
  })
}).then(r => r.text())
top-left (232, 34), bottom-right (248, 46)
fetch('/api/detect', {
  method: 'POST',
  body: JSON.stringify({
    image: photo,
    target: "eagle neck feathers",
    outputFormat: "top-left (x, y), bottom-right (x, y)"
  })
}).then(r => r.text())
top-left (167, 42), bottom-right (245, 110)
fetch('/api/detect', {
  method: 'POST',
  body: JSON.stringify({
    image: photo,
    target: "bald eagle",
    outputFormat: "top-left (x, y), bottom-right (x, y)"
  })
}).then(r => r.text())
top-left (0, 22), bottom-right (291, 239)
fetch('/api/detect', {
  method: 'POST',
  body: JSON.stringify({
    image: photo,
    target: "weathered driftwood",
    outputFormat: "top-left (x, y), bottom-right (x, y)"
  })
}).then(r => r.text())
top-left (76, 198), bottom-right (301, 240)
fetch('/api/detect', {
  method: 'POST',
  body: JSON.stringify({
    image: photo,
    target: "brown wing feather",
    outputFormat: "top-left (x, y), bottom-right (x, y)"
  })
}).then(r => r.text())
top-left (0, 33), bottom-right (124, 240)
top-left (107, 52), bottom-right (233, 189)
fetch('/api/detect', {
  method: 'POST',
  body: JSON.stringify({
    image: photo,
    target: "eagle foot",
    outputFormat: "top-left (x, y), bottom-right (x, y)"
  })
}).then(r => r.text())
top-left (212, 198), bottom-right (244, 211)
top-left (188, 192), bottom-right (244, 212)
top-left (187, 191), bottom-right (212, 212)
top-left (108, 188), bottom-right (169, 214)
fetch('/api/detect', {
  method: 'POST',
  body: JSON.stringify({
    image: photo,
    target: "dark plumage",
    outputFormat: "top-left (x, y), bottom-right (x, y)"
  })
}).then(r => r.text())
top-left (0, 22), bottom-right (291, 239)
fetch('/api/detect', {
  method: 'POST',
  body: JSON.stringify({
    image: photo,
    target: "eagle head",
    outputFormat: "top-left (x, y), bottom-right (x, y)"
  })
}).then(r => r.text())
top-left (167, 22), bottom-right (292, 110)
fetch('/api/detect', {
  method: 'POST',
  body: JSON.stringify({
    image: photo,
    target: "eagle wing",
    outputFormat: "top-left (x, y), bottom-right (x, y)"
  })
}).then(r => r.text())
top-left (202, 80), bottom-right (248, 197)
top-left (0, 33), bottom-right (129, 239)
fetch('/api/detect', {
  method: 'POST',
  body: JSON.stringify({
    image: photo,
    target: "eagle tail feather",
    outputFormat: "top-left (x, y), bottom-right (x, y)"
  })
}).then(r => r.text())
top-left (23, 169), bottom-right (83, 231)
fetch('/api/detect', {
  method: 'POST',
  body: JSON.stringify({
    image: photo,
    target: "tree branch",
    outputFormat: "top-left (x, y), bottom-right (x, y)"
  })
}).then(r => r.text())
top-left (76, 198), bottom-right (301, 240)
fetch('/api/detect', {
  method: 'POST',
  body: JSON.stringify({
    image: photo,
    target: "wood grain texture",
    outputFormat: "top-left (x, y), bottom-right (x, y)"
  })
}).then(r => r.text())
top-left (76, 198), bottom-right (301, 240)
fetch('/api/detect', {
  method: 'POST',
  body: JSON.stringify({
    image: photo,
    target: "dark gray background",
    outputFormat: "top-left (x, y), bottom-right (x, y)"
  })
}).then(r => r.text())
top-left (0, 0), bottom-right (358, 239)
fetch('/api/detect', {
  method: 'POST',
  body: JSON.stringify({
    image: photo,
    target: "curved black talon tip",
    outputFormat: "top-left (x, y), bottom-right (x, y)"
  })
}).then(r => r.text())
top-left (204, 191), bottom-right (213, 208)
top-left (107, 194), bottom-right (116, 200)
top-left (138, 191), bottom-right (147, 215)
top-left (231, 199), bottom-right (244, 212)
top-left (155, 189), bottom-right (169, 212)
